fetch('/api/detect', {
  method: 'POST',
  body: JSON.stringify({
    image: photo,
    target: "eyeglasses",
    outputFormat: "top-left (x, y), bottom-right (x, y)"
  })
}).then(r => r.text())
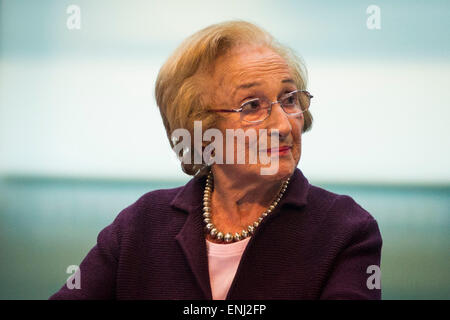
top-left (211, 90), bottom-right (313, 124)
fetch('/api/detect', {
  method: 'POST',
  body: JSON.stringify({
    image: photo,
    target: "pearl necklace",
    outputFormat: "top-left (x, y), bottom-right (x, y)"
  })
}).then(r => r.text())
top-left (202, 170), bottom-right (290, 243)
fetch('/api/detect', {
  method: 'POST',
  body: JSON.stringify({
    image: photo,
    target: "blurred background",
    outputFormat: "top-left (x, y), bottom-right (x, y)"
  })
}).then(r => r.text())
top-left (0, 0), bottom-right (449, 299)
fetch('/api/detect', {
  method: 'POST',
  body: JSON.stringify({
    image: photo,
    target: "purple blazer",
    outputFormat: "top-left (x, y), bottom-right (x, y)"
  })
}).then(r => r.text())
top-left (49, 168), bottom-right (382, 300)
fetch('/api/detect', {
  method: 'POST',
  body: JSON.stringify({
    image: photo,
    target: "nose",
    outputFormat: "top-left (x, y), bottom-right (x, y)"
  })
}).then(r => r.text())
top-left (265, 102), bottom-right (292, 139)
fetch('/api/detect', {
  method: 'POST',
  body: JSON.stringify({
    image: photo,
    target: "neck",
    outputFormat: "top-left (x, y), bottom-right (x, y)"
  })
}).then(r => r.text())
top-left (209, 166), bottom-right (284, 230)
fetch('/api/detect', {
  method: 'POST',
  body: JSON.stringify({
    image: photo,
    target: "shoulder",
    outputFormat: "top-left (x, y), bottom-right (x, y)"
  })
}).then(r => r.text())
top-left (306, 184), bottom-right (380, 239)
top-left (300, 184), bottom-right (383, 272)
top-left (88, 183), bottom-right (191, 266)
top-left (104, 185), bottom-right (185, 240)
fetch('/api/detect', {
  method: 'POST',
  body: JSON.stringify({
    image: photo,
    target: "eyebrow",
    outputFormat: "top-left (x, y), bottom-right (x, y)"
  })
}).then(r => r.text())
top-left (235, 78), bottom-right (295, 91)
top-left (236, 82), bottom-right (261, 90)
top-left (281, 78), bottom-right (295, 84)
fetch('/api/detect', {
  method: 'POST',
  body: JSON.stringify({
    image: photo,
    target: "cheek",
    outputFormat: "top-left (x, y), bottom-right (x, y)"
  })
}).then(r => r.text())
top-left (291, 118), bottom-right (303, 159)
top-left (291, 117), bottom-right (303, 143)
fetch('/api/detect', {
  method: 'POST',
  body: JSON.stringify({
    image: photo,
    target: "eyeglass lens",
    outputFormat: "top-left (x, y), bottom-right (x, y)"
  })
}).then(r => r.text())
top-left (240, 91), bottom-right (311, 123)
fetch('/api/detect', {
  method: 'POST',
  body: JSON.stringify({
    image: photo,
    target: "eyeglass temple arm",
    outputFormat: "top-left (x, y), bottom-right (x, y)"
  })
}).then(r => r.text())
top-left (303, 91), bottom-right (313, 99)
top-left (212, 108), bottom-right (242, 113)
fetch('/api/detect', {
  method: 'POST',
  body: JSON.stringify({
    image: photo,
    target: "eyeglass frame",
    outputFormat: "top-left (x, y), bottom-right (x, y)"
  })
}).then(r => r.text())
top-left (210, 89), bottom-right (313, 124)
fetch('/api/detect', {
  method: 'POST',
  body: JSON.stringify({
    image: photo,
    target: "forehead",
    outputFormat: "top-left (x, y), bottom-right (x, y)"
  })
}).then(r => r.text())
top-left (212, 45), bottom-right (292, 91)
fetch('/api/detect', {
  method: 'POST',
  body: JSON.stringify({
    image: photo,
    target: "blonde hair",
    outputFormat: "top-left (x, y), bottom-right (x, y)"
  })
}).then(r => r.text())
top-left (155, 20), bottom-right (313, 176)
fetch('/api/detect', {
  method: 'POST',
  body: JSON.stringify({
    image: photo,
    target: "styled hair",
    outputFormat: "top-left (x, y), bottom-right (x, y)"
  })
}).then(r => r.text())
top-left (155, 20), bottom-right (313, 176)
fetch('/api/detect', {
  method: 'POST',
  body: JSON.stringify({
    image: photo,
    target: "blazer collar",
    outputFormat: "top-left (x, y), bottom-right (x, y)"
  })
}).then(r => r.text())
top-left (171, 167), bottom-right (310, 299)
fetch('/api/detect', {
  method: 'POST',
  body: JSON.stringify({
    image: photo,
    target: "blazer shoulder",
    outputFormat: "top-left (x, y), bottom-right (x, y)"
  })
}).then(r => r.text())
top-left (109, 185), bottom-right (185, 233)
top-left (307, 184), bottom-right (378, 227)
top-left (136, 185), bottom-right (184, 208)
top-left (306, 184), bottom-right (382, 257)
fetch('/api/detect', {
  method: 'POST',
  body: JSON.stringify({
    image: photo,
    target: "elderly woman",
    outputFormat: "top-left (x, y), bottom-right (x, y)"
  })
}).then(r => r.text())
top-left (50, 20), bottom-right (382, 300)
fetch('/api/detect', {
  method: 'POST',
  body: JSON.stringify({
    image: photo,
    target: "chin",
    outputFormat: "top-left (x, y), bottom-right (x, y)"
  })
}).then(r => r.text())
top-left (276, 161), bottom-right (297, 180)
top-left (256, 158), bottom-right (297, 182)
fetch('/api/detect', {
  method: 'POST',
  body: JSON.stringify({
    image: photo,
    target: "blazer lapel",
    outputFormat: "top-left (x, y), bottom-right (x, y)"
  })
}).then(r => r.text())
top-left (172, 174), bottom-right (213, 299)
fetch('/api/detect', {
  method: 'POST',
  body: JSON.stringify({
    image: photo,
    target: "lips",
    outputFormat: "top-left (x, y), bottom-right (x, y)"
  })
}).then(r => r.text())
top-left (264, 146), bottom-right (292, 154)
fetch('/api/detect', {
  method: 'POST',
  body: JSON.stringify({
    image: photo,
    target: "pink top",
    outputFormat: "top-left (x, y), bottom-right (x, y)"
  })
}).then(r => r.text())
top-left (206, 237), bottom-right (251, 300)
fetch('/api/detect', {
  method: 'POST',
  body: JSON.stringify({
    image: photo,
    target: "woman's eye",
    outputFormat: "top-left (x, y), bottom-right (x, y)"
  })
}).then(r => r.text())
top-left (282, 93), bottom-right (297, 105)
top-left (243, 99), bottom-right (261, 110)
